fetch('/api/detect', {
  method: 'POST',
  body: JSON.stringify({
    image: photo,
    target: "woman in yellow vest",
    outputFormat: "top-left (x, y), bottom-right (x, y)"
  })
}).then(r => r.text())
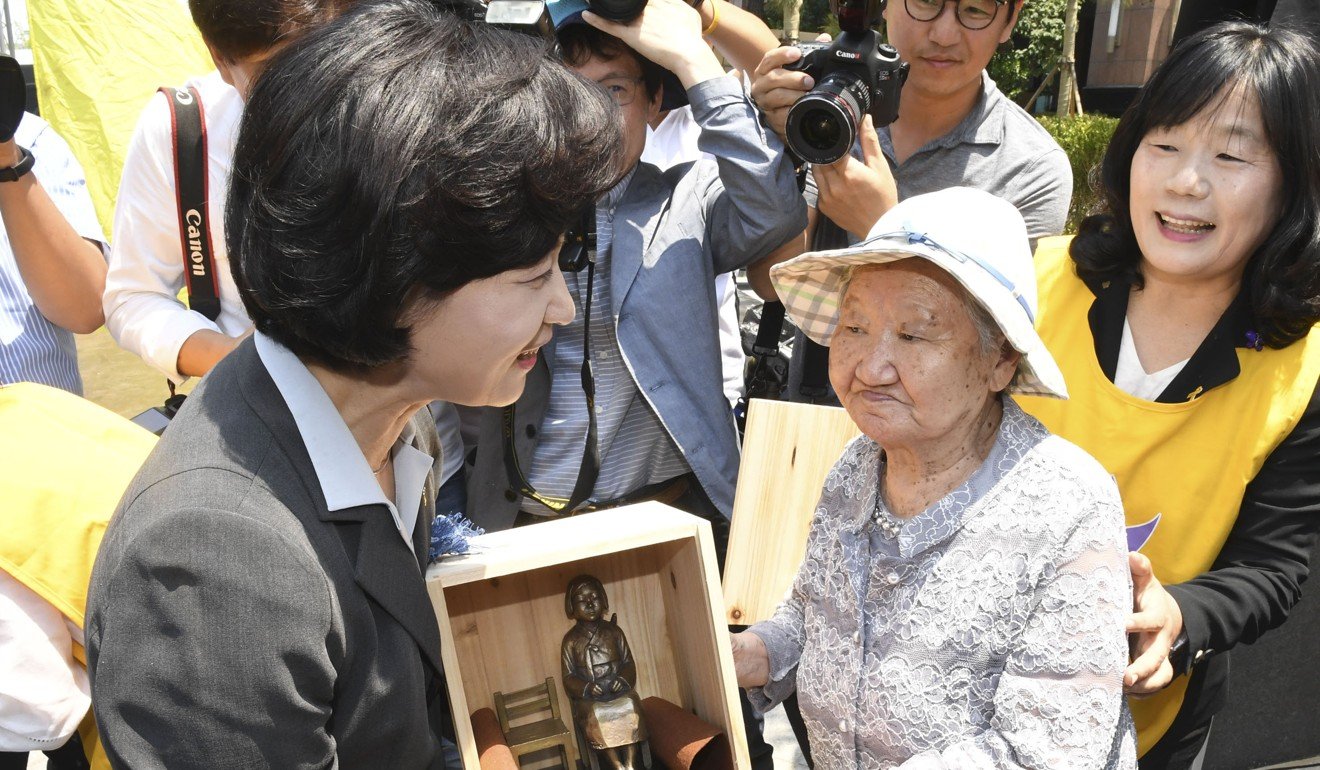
top-left (1018, 21), bottom-right (1320, 769)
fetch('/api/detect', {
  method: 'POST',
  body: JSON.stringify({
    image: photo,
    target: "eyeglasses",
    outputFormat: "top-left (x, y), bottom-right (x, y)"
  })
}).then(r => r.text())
top-left (596, 76), bottom-right (645, 107)
top-left (869, 230), bottom-right (1034, 323)
top-left (904, 0), bottom-right (1009, 30)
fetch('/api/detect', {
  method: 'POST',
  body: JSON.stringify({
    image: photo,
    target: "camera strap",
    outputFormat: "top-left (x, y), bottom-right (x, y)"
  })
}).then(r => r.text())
top-left (160, 86), bottom-right (222, 324)
top-left (501, 211), bottom-right (601, 515)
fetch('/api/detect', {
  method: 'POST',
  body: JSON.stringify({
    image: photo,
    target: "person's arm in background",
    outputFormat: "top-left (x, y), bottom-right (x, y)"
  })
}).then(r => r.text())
top-left (746, 225), bottom-right (807, 300)
top-left (590, 0), bottom-right (808, 277)
top-left (102, 92), bottom-right (243, 383)
top-left (0, 132), bottom-right (106, 334)
top-left (696, 0), bottom-right (783, 78)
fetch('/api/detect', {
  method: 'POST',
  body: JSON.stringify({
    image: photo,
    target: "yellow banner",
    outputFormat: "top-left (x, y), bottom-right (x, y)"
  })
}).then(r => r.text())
top-left (29, 0), bottom-right (214, 236)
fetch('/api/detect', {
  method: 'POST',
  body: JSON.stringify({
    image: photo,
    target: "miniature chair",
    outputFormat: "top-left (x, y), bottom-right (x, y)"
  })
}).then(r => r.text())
top-left (493, 678), bottom-right (577, 769)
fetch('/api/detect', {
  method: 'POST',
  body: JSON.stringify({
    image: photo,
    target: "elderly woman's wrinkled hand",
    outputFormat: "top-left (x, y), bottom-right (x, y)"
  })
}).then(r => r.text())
top-left (1125, 551), bottom-right (1184, 695)
top-left (730, 631), bottom-right (770, 689)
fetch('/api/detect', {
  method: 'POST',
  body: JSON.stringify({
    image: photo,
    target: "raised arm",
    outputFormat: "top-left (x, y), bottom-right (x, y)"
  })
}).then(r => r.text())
top-left (0, 131), bottom-right (106, 334)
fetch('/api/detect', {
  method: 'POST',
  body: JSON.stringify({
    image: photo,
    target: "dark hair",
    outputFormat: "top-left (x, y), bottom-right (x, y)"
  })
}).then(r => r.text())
top-left (227, 0), bottom-right (624, 370)
top-left (556, 24), bottom-right (664, 101)
top-left (1071, 21), bottom-right (1320, 348)
top-left (564, 575), bottom-right (608, 617)
top-left (188, 0), bottom-right (351, 60)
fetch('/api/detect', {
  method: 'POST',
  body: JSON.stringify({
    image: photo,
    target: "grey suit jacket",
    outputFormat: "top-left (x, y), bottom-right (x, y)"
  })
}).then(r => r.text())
top-left (86, 340), bottom-right (448, 769)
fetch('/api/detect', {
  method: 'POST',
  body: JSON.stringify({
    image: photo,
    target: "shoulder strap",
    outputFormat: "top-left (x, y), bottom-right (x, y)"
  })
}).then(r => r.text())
top-left (159, 86), bottom-right (221, 322)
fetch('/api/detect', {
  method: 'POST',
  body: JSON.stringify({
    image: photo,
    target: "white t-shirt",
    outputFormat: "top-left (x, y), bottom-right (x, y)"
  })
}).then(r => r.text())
top-left (1114, 318), bottom-right (1189, 401)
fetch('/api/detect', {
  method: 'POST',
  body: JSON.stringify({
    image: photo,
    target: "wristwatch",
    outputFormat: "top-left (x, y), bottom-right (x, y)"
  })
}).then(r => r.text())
top-left (0, 145), bottom-right (34, 183)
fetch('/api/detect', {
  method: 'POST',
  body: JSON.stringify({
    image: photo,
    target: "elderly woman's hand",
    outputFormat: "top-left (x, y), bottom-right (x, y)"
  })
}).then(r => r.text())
top-left (730, 631), bottom-right (770, 689)
top-left (1125, 551), bottom-right (1185, 695)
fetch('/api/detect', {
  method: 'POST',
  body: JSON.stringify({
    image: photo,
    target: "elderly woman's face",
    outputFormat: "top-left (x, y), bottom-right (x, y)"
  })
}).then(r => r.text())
top-left (405, 248), bottom-right (574, 407)
top-left (830, 260), bottom-right (1017, 450)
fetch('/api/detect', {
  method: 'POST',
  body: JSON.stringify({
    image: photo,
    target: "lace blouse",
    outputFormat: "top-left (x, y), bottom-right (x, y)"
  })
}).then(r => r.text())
top-left (748, 399), bottom-right (1138, 769)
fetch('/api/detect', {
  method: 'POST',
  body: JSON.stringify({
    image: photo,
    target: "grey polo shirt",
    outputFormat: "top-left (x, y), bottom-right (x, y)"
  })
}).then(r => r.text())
top-left (806, 72), bottom-right (1072, 245)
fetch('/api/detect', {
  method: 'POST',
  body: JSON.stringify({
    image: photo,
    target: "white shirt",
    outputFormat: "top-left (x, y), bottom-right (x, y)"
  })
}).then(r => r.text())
top-left (255, 332), bottom-right (433, 551)
top-left (0, 569), bottom-right (90, 752)
top-left (102, 73), bottom-right (466, 485)
top-left (103, 71), bottom-right (248, 384)
top-left (1114, 318), bottom-right (1189, 401)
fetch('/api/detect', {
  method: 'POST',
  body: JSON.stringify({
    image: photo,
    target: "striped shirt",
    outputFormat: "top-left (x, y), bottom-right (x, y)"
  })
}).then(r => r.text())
top-left (525, 169), bottom-right (688, 513)
top-left (0, 114), bottom-right (106, 395)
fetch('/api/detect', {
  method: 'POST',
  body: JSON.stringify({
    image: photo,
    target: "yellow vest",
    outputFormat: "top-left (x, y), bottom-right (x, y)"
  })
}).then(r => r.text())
top-left (1018, 238), bottom-right (1320, 754)
top-left (0, 383), bottom-right (157, 770)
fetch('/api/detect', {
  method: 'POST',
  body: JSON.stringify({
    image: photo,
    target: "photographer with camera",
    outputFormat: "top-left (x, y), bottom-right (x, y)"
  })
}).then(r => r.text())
top-left (754, 0), bottom-right (1069, 243)
top-left (466, 0), bottom-right (805, 532)
top-left (102, 0), bottom-right (352, 387)
top-left (0, 57), bottom-right (109, 396)
top-left (750, 0), bottom-right (1070, 409)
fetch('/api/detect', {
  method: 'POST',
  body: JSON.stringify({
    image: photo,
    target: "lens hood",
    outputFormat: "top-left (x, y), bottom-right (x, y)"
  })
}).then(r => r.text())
top-left (785, 84), bottom-right (860, 166)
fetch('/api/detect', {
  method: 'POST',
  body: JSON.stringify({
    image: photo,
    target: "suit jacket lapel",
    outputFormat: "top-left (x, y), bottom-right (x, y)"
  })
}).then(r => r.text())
top-left (610, 164), bottom-right (669, 317)
top-left (232, 339), bottom-right (445, 679)
top-left (346, 505), bottom-right (445, 677)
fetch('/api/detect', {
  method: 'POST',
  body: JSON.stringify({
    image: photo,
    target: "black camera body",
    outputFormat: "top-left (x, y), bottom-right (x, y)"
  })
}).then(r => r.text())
top-left (1, 55), bottom-right (26, 143)
top-left (584, 0), bottom-right (647, 21)
top-left (782, 7), bottom-right (908, 165)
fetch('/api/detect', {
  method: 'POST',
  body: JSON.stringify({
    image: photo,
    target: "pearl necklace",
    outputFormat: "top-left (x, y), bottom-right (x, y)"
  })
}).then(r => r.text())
top-left (873, 461), bottom-right (904, 539)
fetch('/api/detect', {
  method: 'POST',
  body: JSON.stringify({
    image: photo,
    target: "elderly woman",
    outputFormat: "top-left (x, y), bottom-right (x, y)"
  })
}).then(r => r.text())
top-left (84, 2), bottom-right (622, 767)
top-left (731, 187), bottom-right (1136, 768)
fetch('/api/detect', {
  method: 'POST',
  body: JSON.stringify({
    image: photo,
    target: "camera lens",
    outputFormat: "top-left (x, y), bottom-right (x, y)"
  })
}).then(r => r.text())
top-left (798, 108), bottom-right (843, 154)
top-left (784, 72), bottom-right (867, 165)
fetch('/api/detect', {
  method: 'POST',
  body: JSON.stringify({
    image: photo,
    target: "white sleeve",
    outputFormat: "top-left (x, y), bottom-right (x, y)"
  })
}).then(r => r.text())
top-left (102, 92), bottom-right (221, 383)
top-left (0, 570), bottom-right (91, 752)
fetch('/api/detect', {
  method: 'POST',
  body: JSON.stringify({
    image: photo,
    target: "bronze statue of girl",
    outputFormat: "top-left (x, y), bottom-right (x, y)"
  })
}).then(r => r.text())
top-left (561, 575), bottom-right (649, 770)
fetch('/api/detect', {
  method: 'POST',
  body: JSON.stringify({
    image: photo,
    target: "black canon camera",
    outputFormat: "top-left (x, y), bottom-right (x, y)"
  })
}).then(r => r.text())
top-left (783, 0), bottom-right (908, 165)
top-left (1, 55), bottom-right (25, 143)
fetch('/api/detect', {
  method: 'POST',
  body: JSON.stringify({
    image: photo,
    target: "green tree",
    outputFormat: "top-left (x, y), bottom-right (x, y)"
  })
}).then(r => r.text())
top-left (988, 0), bottom-right (1066, 104)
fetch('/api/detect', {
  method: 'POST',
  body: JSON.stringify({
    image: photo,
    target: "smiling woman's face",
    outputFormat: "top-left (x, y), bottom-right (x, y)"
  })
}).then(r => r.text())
top-left (1128, 85), bottom-right (1284, 288)
top-left (829, 259), bottom-right (1017, 452)
top-left (402, 247), bottom-right (574, 408)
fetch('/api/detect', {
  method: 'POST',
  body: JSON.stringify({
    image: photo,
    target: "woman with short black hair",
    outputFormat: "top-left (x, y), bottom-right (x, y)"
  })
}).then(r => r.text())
top-left (86, 2), bottom-right (623, 767)
top-left (1019, 21), bottom-right (1320, 768)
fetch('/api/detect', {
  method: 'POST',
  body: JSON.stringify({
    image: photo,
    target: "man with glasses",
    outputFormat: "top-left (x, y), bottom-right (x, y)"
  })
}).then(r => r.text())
top-left (752, 0), bottom-right (1071, 245)
top-left (462, 6), bottom-right (805, 760)
top-left (465, 0), bottom-right (804, 539)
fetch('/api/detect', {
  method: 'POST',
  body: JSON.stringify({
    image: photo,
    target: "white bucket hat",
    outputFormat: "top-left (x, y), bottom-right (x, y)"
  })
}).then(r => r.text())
top-left (770, 186), bottom-right (1068, 399)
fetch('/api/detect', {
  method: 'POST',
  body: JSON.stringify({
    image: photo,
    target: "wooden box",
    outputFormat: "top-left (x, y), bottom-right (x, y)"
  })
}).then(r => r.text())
top-left (425, 503), bottom-right (749, 769)
top-left (722, 400), bottom-right (860, 626)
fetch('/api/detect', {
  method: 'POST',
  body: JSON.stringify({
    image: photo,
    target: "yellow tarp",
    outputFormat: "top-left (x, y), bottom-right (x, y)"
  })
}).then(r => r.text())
top-left (29, 0), bottom-right (215, 236)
